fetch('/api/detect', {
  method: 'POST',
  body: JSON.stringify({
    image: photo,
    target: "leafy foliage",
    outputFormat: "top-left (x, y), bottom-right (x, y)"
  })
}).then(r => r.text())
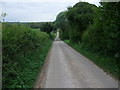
top-left (82, 2), bottom-right (120, 58)
top-left (66, 2), bottom-right (97, 42)
top-left (40, 22), bottom-right (54, 34)
top-left (54, 11), bottom-right (70, 39)
top-left (40, 22), bottom-right (56, 40)
top-left (2, 23), bottom-right (52, 88)
top-left (56, 2), bottom-right (120, 59)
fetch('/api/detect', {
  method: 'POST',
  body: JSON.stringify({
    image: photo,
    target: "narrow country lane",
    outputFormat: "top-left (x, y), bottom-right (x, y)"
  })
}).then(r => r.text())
top-left (44, 41), bottom-right (118, 88)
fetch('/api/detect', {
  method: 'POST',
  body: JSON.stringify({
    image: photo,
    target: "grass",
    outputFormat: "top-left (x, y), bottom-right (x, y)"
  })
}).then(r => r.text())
top-left (64, 40), bottom-right (119, 80)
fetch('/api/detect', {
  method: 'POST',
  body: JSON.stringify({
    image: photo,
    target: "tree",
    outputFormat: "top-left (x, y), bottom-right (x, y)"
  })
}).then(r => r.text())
top-left (54, 11), bottom-right (70, 39)
top-left (40, 22), bottom-right (54, 40)
top-left (82, 2), bottom-right (120, 58)
top-left (66, 2), bottom-right (97, 42)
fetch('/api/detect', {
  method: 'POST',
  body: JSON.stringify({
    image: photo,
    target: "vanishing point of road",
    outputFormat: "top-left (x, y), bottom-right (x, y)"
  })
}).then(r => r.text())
top-left (44, 40), bottom-right (118, 88)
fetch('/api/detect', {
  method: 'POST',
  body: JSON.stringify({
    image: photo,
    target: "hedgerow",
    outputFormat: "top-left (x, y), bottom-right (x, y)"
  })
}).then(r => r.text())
top-left (2, 23), bottom-right (52, 88)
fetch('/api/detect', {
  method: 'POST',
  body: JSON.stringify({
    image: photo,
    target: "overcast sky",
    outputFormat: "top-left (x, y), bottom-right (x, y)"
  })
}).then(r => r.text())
top-left (1, 0), bottom-right (100, 22)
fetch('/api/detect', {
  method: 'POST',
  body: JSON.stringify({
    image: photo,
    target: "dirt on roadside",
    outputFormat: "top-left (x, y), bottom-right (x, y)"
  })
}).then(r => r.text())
top-left (34, 46), bottom-right (52, 88)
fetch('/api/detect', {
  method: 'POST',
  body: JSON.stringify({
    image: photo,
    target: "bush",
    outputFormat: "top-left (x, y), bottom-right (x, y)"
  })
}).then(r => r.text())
top-left (2, 23), bottom-right (52, 88)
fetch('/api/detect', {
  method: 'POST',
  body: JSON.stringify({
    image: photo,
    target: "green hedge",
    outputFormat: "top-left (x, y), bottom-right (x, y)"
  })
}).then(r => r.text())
top-left (2, 23), bottom-right (52, 88)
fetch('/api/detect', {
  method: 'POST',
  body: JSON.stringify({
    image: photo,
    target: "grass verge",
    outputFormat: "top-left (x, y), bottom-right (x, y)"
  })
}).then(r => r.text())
top-left (64, 40), bottom-right (119, 80)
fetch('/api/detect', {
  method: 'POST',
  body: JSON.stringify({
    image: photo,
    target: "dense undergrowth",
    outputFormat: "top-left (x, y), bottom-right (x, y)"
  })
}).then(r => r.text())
top-left (2, 23), bottom-right (52, 88)
top-left (65, 40), bottom-right (119, 80)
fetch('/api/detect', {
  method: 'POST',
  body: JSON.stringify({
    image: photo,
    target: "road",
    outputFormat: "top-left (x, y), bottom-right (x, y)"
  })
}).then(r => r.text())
top-left (44, 41), bottom-right (118, 88)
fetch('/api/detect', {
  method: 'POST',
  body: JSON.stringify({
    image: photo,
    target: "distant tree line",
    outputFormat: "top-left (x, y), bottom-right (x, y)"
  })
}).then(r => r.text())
top-left (27, 22), bottom-right (56, 40)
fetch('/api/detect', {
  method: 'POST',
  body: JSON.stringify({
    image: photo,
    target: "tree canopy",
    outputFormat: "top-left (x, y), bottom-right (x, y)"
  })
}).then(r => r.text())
top-left (55, 2), bottom-right (120, 59)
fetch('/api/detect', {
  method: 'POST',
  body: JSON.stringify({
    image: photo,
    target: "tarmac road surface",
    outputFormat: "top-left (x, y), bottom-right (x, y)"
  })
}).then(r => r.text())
top-left (45, 41), bottom-right (118, 88)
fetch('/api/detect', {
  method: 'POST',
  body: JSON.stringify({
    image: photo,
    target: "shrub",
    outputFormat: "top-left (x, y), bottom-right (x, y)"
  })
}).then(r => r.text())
top-left (2, 23), bottom-right (52, 88)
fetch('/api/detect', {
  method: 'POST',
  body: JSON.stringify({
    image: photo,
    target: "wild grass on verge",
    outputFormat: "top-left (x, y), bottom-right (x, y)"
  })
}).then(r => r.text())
top-left (64, 40), bottom-right (119, 80)
top-left (2, 23), bottom-right (52, 88)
